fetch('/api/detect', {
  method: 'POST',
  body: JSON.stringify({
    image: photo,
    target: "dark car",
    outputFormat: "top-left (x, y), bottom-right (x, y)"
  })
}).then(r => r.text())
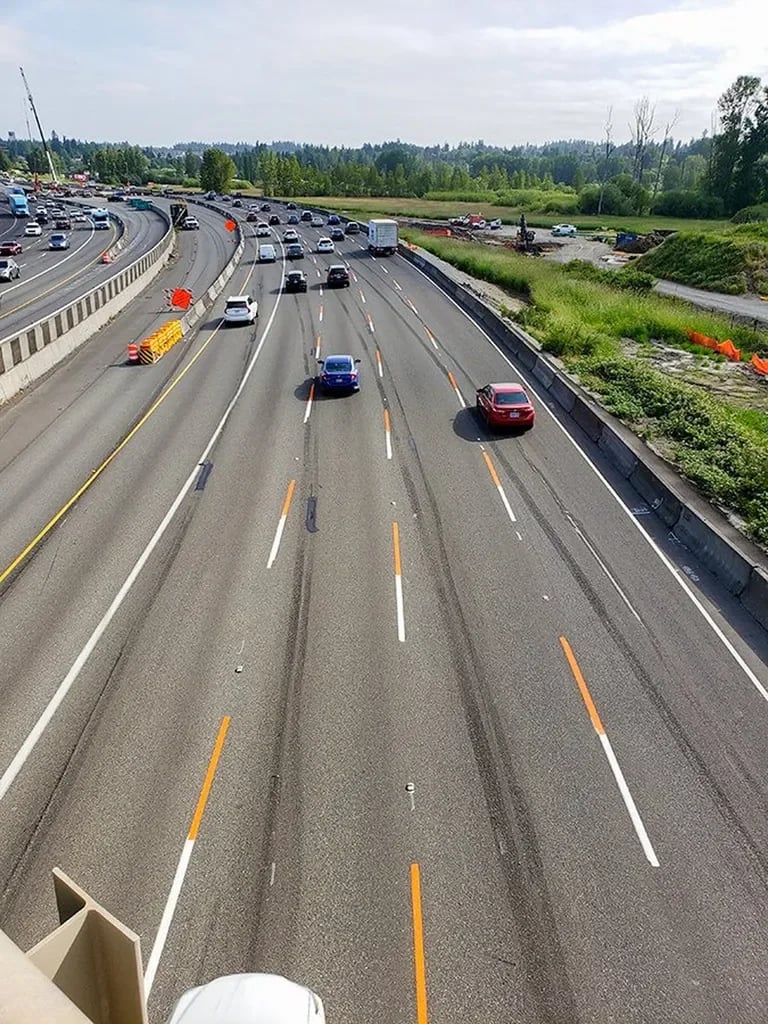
top-left (329, 226), bottom-right (345, 242)
top-left (233, 198), bottom-right (243, 207)
top-left (287, 213), bottom-right (299, 224)
top-left (0, 241), bottom-right (23, 257)
top-left (326, 264), bottom-right (350, 288)
top-left (286, 202), bottom-right (297, 210)
top-left (344, 221), bottom-right (360, 234)
top-left (261, 203), bottom-right (271, 212)
top-left (300, 210), bottom-right (313, 222)
top-left (284, 269), bottom-right (308, 292)
top-left (327, 214), bottom-right (341, 225)
top-left (36, 211), bottom-right (49, 224)
top-left (269, 214), bottom-right (280, 225)
top-left (318, 354), bottom-right (361, 393)
top-left (55, 217), bottom-right (72, 230)
top-left (476, 382), bottom-right (535, 432)
top-left (285, 243), bottom-right (305, 260)
top-left (246, 211), bottom-right (259, 221)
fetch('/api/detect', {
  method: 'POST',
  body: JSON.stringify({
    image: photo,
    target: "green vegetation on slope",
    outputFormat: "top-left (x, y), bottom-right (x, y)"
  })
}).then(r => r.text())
top-left (574, 357), bottom-right (768, 544)
top-left (637, 223), bottom-right (768, 295)
top-left (400, 231), bottom-right (766, 358)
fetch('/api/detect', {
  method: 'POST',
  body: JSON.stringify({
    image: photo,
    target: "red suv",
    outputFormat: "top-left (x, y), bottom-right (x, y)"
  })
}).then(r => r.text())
top-left (476, 382), bottom-right (535, 431)
top-left (0, 242), bottom-right (23, 256)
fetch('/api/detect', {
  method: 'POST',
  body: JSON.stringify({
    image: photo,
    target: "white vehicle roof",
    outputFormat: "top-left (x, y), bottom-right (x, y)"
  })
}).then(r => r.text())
top-left (226, 295), bottom-right (252, 302)
top-left (166, 973), bottom-right (324, 1024)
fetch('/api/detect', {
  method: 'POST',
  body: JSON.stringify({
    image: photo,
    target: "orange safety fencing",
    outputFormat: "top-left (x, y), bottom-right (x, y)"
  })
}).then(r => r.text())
top-left (686, 329), bottom-right (741, 361)
top-left (752, 353), bottom-right (768, 376)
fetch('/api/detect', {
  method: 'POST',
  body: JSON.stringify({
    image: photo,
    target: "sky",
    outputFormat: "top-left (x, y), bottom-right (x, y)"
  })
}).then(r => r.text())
top-left (2, 0), bottom-right (766, 149)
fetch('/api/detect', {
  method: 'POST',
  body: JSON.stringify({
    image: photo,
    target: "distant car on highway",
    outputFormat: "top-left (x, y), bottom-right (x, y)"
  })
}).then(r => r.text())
top-left (311, 215), bottom-right (323, 227)
top-left (269, 214), bottom-right (281, 225)
top-left (182, 216), bottom-right (200, 230)
top-left (232, 198), bottom-right (243, 207)
top-left (476, 382), bottom-right (535, 431)
top-left (72, 213), bottom-right (88, 223)
top-left (224, 294), bottom-right (258, 325)
top-left (344, 221), bottom-right (360, 235)
top-left (551, 223), bottom-right (577, 236)
top-left (246, 211), bottom-right (259, 222)
top-left (327, 214), bottom-right (341, 225)
top-left (55, 217), bottom-right (72, 230)
top-left (285, 243), bottom-right (305, 261)
top-left (24, 222), bottom-right (42, 236)
top-left (284, 269), bottom-right (308, 293)
top-left (283, 229), bottom-right (299, 243)
top-left (0, 241), bottom-right (23, 256)
top-left (329, 226), bottom-right (345, 242)
top-left (286, 202), bottom-right (297, 210)
top-left (49, 233), bottom-right (70, 250)
top-left (300, 210), bottom-right (313, 222)
top-left (256, 224), bottom-right (272, 237)
top-left (0, 257), bottom-right (21, 281)
top-left (326, 264), bottom-right (350, 287)
top-left (258, 243), bottom-right (277, 262)
top-left (287, 213), bottom-right (300, 224)
top-left (317, 354), bottom-right (361, 393)
top-left (316, 237), bottom-right (334, 254)
top-left (261, 203), bottom-right (271, 212)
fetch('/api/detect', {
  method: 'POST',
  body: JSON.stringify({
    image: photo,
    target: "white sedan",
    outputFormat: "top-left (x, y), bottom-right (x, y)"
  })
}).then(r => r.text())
top-left (24, 222), bottom-right (43, 236)
top-left (316, 237), bottom-right (334, 254)
top-left (551, 223), bottom-right (577, 236)
top-left (311, 215), bottom-right (324, 227)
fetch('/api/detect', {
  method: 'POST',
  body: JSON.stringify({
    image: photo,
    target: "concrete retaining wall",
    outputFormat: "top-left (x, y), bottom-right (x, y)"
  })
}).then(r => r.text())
top-left (397, 242), bottom-right (768, 633)
top-left (0, 204), bottom-right (172, 405)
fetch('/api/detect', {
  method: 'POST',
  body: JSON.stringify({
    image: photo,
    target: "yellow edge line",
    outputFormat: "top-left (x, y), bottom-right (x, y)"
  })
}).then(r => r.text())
top-left (188, 716), bottom-right (231, 840)
top-left (559, 636), bottom-right (606, 736)
top-left (410, 863), bottom-right (429, 1024)
top-left (0, 316), bottom-right (223, 586)
top-left (281, 479), bottom-right (296, 518)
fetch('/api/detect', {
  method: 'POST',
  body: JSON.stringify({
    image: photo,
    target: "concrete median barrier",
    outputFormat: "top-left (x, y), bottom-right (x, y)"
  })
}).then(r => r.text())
top-left (396, 240), bottom-right (768, 631)
top-left (0, 204), bottom-right (172, 406)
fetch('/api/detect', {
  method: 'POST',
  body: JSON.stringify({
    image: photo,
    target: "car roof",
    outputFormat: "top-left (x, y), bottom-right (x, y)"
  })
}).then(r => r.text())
top-left (167, 973), bottom-right (319, 1024)
top-left (227, 295), bottom-right (251, 302)
top-left (328, 264), bottom-right (347, 272)
top-left (489, 382), bottom-right (526, 393)
top-left (325, 354), bottom-right (354, 363)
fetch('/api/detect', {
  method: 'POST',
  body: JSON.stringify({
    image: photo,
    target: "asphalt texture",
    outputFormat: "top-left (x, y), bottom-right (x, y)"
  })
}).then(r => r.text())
top-left (0, 202), bottom-right (166, 340)
top-left (0, 206), bottom-right (767, 1024)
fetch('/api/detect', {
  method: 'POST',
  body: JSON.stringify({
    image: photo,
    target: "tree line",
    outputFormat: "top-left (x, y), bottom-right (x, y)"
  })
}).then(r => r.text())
top-left (2, 76), bottom-right (766, 220)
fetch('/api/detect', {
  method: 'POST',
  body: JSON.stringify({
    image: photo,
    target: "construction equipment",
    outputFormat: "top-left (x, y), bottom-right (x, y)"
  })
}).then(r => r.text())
top-left (19, 67), bottom-right (58, 185)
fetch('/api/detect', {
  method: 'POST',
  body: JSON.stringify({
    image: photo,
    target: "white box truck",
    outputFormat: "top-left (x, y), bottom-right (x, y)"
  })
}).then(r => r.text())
top-left (367, 219), bottom-right (398, 256)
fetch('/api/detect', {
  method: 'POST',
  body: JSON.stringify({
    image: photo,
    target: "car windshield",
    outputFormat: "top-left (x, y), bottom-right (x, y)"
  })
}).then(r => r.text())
top-left (494, 391), bottom-right (529, 406)
top-left (0, 260), bottom-right (9, 268)
top-left (325, 359), bottom-right (352, 372)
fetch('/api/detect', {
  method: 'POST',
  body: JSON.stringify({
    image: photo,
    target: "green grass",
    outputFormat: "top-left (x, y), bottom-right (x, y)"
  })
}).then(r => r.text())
top-left (574, 357), bottom-right (768, 544)
top-left (400, 230), bottom-right (767, 359)
top-left (293, 195), bottom-right (730, 235)
top-left (636, 224), bottom-right (768, 295)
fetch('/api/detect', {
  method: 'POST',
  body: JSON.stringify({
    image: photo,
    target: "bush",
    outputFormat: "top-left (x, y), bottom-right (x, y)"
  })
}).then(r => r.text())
top-left (422, 190), bottom-right (497, 204)
top-left (652, 190), bottom-right (724, 219)
top-left (578, 183), bottom-right (634, 216)
top-left (636, 230), bottom-right (768, 294)
top-left (731, 204), bottom-right (768, 224)
top-left (574, 357), bottom-right (768, 544)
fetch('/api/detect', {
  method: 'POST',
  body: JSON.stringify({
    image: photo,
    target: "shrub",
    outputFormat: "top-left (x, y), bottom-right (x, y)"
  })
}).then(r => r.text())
top-left (636, 230), bottom-right (768, 294)
top-left (731, 204), bottom-right (768, 224)
top-left (652, 190), bottom-right (724, 219)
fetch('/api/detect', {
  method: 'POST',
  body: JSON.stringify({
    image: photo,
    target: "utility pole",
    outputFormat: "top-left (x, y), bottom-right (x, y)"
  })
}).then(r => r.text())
top-left (19, 66), bottom-right (58, 184)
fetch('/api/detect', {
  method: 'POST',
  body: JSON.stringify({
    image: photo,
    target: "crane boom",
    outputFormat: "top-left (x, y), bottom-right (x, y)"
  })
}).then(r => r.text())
top-left (19, 66), bottom-right (58, 184)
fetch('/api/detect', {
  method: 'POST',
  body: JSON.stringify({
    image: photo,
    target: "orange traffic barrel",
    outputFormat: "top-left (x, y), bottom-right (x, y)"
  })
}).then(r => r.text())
top-left (127, 343), bottom-right (139, 363)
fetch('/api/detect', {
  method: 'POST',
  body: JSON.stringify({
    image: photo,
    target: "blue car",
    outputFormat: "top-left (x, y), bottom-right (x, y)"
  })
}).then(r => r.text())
top-left (318, 354), bottom-right (361, 393)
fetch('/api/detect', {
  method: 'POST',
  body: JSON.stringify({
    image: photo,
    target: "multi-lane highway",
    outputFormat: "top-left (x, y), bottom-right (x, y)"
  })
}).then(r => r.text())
top-left (1, 205), bottom-right (767, 1024)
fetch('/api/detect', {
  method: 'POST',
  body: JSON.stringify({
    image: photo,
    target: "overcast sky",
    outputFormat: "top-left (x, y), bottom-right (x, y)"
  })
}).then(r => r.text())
top-left (2, 0), bottom-right (766, 149)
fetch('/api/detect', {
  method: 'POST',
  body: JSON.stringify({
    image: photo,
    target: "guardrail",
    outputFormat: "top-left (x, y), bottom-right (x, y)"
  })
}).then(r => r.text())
top-left (0, 203), bottom-right (173, 405)
top-left (396, 241), bottom-right (768, 633)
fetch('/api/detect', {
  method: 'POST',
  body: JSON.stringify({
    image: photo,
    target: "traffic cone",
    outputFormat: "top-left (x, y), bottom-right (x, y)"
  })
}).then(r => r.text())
top-left (127, 343), bottom-right (139, 363)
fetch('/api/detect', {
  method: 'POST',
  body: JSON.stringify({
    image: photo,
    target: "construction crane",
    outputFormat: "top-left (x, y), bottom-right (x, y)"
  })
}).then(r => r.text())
top-left (19, 66), bottom-right (58, 185)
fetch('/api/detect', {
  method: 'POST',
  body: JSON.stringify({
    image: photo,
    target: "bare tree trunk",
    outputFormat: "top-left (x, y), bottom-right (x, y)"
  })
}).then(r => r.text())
top-left (597, 106), bottom-right (614, 215)
top-left (651, 111), bottom-right (680, 201)
top-left (629, 97), bottom-right (658, 183)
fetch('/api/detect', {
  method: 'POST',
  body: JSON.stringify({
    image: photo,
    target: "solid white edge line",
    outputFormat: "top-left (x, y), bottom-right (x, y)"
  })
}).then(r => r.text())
top-left (402, 255), bottom-right (768, 703)
top-left (143, 838), bottom-right (195, 999)
top-left (0, 244), bottom-right (282, 803)
top-left (267, 515), bottom-right (288, 569)
top-left (395, 574), bottom-right (406, 642)
top-left (360, 290), bottom-right (366, 303)
top-left (599, 734), bottom-right (660, 867)
top-left (453, 385), bottom-right (466, 409)
top-left (382, 266), bottom-right (389, 274)
top-left (393, 279), bottom-right (402, 291)
top-left (496, 483), bottom-right (517, 523)
top-left (303, 388), bottom-right (314, 424)
top-left (385, 427), bottom-right (393, 461)
top-left (377, 358), bottom-right (384, 378)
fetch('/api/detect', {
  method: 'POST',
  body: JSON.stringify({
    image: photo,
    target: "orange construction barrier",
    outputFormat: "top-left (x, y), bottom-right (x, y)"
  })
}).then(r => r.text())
top-left (717, 339), bottom-right (741, 361)
top-left (127, 343), bottom-right (139, 363)
top-left (170, 287), bottom-right (193, 310)
top-left (686, 329), bottom-right (741, 361)
top-left (752, 353), bottom-right (768, 376)
top-left (100, 250), bottom-right (113, 264)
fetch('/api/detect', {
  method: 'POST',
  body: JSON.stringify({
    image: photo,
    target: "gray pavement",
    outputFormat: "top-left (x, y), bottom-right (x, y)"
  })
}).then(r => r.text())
top-left (0, 210), bottom-right (767, 1024)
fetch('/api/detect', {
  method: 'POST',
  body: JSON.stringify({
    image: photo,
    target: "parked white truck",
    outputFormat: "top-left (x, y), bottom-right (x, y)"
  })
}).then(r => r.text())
top-left (367, 218), bottom-right (398, 256)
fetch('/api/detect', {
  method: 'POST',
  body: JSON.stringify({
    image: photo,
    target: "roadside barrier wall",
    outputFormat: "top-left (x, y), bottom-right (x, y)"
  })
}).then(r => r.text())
top-left (396, 241), bottom-right (768, 633)
top-left (0, 204), bottom-right (172, 405)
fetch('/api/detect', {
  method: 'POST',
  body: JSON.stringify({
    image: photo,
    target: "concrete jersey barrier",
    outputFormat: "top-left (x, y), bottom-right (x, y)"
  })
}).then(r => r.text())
top-left (396, 241), bottom-right (768, 633)
top-left (0, 203), bottom-right (173, 406)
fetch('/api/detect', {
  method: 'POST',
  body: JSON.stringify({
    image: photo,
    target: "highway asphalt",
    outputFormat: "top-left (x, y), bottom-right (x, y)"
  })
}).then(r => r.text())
top-left (0, 202), bottom-right (163, 341)
top-left (0, 207), bottom-right (767, 1024)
